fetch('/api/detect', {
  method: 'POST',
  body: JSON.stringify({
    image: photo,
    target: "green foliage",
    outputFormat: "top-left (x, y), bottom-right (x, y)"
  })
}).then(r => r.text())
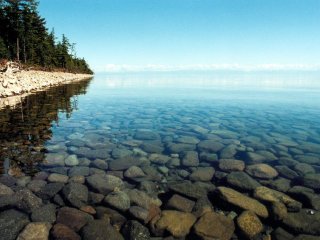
top-left (0, 0), bottom-right (92, 74)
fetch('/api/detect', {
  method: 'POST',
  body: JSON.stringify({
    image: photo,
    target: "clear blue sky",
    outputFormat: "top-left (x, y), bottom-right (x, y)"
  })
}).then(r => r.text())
top-left (38, 0), bottom-right (320, 72)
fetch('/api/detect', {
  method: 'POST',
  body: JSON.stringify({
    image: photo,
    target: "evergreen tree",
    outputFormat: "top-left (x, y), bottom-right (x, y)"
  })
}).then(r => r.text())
top-left (0, 0), bottom-right (92, 73)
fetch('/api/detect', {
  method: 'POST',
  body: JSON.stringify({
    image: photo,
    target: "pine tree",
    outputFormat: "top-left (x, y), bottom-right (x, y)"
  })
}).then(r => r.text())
top-left (0, 0), bottom-right (93, 73)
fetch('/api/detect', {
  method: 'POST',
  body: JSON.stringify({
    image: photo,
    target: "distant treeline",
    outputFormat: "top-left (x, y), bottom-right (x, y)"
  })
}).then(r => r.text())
top-left (0, 0), bottom-right (93, 74)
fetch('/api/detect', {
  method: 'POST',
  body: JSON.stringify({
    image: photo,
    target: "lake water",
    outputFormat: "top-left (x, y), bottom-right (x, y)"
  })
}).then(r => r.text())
top-left (0, 72), bottom-right (320, 239)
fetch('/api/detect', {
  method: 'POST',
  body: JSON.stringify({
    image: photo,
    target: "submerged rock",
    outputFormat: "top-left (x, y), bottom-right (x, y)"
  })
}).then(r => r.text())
top-left (0, 209), bottom-right (30, 240)
top-left (17, 222), bottom-right (51, 240)
top-left (81, 220), bottom-right (124, 240)
top-left (104, 191), bottom-right (130, 211)
top-left (219, 159), bottom-right (245, 172)
top-left (169, 181), bottom-right (208, 199)
top-left (155, 210), bottom-right (197, 238)
top-left (189, 167), bottom-right (215, 181)
top-left (226, 171), bottom-right (261, 191)
top-left (246, 164), bottom-right (278, 179)
top-left (181, 151), bottom-right (199, 167)
top-left (237, 210), bottom-right (263, 239)
top-left (217, 187), bottom-right (269, 218)
top-left (56, 207), bottom-right (93, 232)
top-left (283, 209), bottom-right (320, 235)
top-left (121, 220), bottom-right (150, 240)
top-left (194, 211), bottom-right (235, 240)
top-left (166, 194), bottom-right (195, 212)
top-left (31, 203), bottom-right (56, 223)
top-left (62, 182), bottom-right (88, 208)
top-left (86, 174), bottom-right (124, 195)
top-left (254, 186), bottom-right (302, 211)
top-left (51, 223), bottom-right (81, 240)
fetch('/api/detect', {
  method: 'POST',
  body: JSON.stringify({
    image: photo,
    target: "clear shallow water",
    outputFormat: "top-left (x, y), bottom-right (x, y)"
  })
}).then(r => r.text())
top-left (0, 72), bottom-right (320, 239)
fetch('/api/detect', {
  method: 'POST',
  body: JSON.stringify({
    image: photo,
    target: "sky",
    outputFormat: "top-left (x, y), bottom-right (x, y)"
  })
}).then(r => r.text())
top-left (38, 0), bottom-right (320, 72)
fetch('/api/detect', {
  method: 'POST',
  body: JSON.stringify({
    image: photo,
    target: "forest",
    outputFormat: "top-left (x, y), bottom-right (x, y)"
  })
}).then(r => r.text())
top-left (0, 0), bottom-right (93, 74)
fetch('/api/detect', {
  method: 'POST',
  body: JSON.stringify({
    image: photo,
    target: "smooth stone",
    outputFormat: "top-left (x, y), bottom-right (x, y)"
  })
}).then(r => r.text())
top-left (27, 180), bottom-right (47, 192)
top-left (303, 174), bottom-right (320, 190)
top-left (254, 186), bottom-right (302, 211)
top-left (112, 148), bottom-right (133, 159)
top-left (69, 175), bottom-right (85, 184)
top-left (167, 194), bottom-right (195, 212)
top-left (17, 222), bottom-right (51, 240)
top-left (157, 166), bottom-right (169, 175)
top-left (134, 130), bottom-right (160, 140)
top-left (194, 211), bottom-right (235, 240)
top-left (149, 154), bottom-right (171, 165)
top-left (246, 164), bottom-right (278, 179)
top-left (155, 210), bottom-right (197, 238)
top-left (121, 220), bottom-right (150, 240)
top-left (237, 211), bottom-right (263, 239)
top-left (261, 177), bottom-right (291, 192)
top-left (44, 153), bottom-right (66, 167)
top-left (217, 187), bottom-right (269, 218)
top-left (62, 182), bottom-right (88, 208)
top-left (199, 152), bottom-right (218, 163)
top-left (48, 173), bottom-right (69, 183)
top-left (226, 171), bottom-right (261, 191)
top-left (275, 165), bottom-right (299, 180)
top-left (68, 166), bottom-right (90, 177)
top-left (108, 157), bottom-right (142, 171)
top-left (0, 183), bottom-right (14, 196)
top-left (37, 183), bottom-right (64, 200)
top-left (91, 159), bottom-right (108, 170)
top-left (197, 140), bottom-right (224, 153)
top-left (271, 201), bottom-right (288, 221)
top-left (141, 142), bottom-right (164, 154)
top-left (219, 145), bottom-right (238, 159)
top-left (95, 206), bottom-right (127, 230)
top-left (15, 189), bottom-right (43, 213)
top-left (192, 196), bottom-right (214, 217)
top-left (0, 175), bottom-right (17, 187)
top-left (104, 191), bottom-right (130, 211)
top-left (189, 167), bottom-right (215, 181)
top-left (129, 206), bottom-right (149, 223)
top-left (288, 186), bottom-right (320, 210)
top-left (271, 227), bottom-right (294, 240)
top-left (81, 220), bottom-right (124, 240)
top-left (86, 174), bottom-right (124, 195)
top-left (31, 204), bottom-right (57, 223)
top-left (293, 235), bottom-right (320, 240)
top-left (169, 181), bottom-right (208, 199)
top-left (126, 189), bottom-right (162, 209)
top-left (124, 166), bottom-right (146, 178)
top-left (283, 209), bottom-right (320, 235)
top-left (56, 207), bottom-right (93, 232)
top-left (74, 147), bottom-right (110, 159)
top-left (16, 176), bottom-right (31, 187)
top-left (219, 159), bottom-right (245, 172)
top-left (294, 163), bottom-right (315, 176)
top-left (0, 209), bottom-right (30, 240)
top-left (181, 151), bottom-right (199, 167)
top-left (168, 143), bottom-right (196, 153)
top-left (65, 155), bottom-right (79, 166)
top-left (176, 136), bottom-right (200, 144)
top-left (51, 223), bottom-right (81, 240)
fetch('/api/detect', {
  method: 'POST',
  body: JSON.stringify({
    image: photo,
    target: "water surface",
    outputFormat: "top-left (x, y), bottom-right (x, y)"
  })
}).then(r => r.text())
top-left (0, 72), bottom-right (320, 239)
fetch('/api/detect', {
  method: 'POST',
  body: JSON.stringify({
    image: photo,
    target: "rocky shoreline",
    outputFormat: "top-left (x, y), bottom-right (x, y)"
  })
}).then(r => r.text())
top-left (0, 70), bottom-right (93, 109)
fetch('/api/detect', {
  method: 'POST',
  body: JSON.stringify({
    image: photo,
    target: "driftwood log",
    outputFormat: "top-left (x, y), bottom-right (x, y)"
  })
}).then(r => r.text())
top-left (0, 61), bottom-right (21, 73)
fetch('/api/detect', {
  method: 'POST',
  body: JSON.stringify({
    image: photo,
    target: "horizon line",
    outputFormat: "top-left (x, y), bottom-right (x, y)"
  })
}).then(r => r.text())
top-left (94, 64), bottom-right (320, 73)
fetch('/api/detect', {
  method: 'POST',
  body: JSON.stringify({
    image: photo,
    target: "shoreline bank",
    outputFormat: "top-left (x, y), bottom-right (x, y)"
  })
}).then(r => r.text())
top-left (0, 70), bottom-right (93, 109)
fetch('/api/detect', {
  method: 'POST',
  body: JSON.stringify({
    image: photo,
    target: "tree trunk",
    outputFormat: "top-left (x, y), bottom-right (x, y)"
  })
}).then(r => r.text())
top-left (23, 38), bottom-right (27, 63)
top-left (16, 37), bottom-right (20, 61)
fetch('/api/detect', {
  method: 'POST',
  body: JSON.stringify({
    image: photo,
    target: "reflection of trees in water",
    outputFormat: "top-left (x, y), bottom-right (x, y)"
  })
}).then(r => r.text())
top-left (0, 79), bottom-right (92, 176)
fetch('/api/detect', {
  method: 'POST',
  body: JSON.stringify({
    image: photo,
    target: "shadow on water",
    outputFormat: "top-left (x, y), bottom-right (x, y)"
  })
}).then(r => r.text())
top-left (0, 78), bottom-right (93, 176)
